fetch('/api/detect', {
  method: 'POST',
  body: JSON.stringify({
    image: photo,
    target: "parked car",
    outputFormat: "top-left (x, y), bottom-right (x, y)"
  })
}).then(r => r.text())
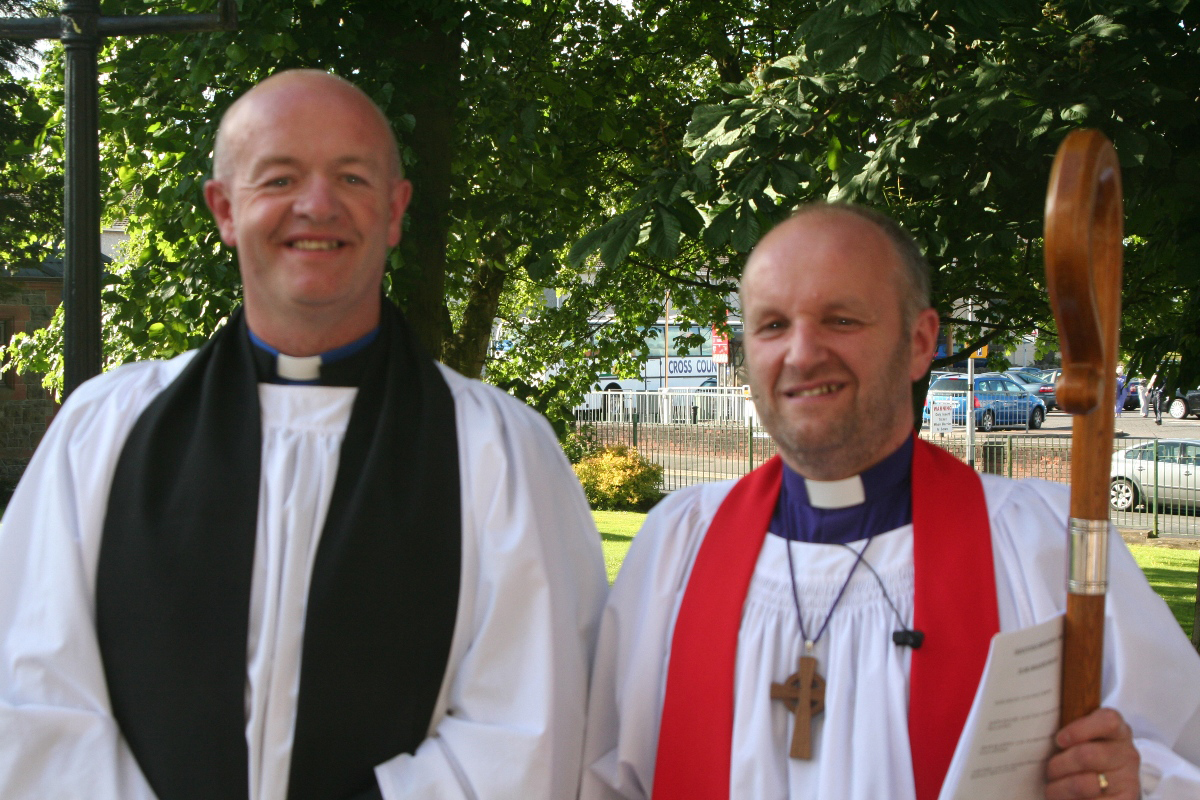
top-left (1005, 370), bottom-right (1058, 411)
top-left (1110, 439), bottom-right (1200, 512)
top-left (922, 373), bottom-right (1046, 431)
top-left (1008, 368), bottom-right (1047, 383)
top-left (1169, 387), bottom-right (1200, 419)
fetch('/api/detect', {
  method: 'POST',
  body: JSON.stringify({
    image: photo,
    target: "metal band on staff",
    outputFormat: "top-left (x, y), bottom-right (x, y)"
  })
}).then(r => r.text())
top-left (1068, 518), bottom-right (1110, 595)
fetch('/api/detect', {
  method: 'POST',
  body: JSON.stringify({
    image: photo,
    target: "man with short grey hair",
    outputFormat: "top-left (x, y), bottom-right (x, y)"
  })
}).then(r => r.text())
top-left (581, 204), bottom-right (1200, 800)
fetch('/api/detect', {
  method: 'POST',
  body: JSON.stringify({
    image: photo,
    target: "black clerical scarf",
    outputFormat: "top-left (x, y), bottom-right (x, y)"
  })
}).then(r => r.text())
top-left (96, 300), bottom-right (461, 800)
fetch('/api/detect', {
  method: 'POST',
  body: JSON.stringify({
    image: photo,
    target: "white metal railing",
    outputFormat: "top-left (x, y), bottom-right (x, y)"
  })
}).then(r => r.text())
top-left (575, 387), bottom-right (753, 425)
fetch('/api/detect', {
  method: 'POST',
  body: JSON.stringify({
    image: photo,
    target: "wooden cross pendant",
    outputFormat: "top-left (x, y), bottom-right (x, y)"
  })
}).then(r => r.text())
top-left (769, 654), bottom-right (826, 759)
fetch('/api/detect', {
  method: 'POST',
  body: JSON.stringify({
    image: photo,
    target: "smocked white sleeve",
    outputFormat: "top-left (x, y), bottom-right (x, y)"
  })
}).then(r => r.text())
top-left (374, 371), bottom-right (608, 800)
top-left (579, 482), bottom-right (734, 800)
top-left (0, 362), bottom-right (185, 799)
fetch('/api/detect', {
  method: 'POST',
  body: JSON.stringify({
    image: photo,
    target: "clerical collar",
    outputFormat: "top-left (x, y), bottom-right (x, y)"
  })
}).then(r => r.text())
top-left (769, 437), bottom-right (913, 545)
top-left (247, 326), bottom-right (380, 387)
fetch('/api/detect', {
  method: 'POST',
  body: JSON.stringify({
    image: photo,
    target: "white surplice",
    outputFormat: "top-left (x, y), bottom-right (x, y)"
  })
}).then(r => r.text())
top-left (581, 475), bottom-right (1200, 800)
top-left (0, 351), bottom-right (608, 800)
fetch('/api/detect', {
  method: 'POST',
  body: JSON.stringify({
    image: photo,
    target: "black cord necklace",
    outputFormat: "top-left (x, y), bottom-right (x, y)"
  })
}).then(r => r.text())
top-left (769, 535), bottom-right (873, 760)
top-left (843, 543), bottom-right (925, 649)
top-left (787, 534), bottom-right (873, 654)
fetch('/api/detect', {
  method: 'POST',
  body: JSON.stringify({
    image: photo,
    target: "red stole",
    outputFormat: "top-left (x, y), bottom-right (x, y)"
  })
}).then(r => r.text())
top-left (652, 436), bottom-right (999, 800)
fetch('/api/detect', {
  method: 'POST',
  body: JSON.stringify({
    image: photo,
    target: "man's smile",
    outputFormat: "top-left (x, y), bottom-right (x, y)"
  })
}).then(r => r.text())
top-left (287, 238), bottom-right (346, 251)
top-left (782, 382), bottom-right (844, 399)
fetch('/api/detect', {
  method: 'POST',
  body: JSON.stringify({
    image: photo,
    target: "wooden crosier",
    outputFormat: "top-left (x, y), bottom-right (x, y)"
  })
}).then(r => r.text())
top-left (1043, 129), bottom-right (1123, 726)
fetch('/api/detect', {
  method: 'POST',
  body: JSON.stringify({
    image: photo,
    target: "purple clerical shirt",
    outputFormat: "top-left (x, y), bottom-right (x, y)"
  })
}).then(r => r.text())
top-left (769, 437), bottom-right (913, 544)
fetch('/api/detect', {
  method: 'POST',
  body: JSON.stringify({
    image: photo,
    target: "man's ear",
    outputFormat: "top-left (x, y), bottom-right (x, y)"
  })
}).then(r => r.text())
top-left (203, 179), bottom-right (238, 248)
top-left (387, 179), bottom-right (413, 248)
top-left (908, 307), bottom-right (940, 382)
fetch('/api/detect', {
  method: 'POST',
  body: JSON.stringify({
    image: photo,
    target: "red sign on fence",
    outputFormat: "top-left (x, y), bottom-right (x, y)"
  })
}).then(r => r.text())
top-left (712, 327), bottom-right (729, 364)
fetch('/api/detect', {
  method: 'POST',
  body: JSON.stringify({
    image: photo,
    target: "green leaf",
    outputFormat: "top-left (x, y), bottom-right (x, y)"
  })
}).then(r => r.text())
top-left (703, 205), bottom-right (739, 249)
top-left (598, 213), bottom-right (643, 269)
top-left (719, 82), bottom-right (754, 98)
top-left (226, 43), bottom-right (248, 64)
top-left (1027, 108), bottom-right (1055, 138)
top-left (656, 174), bottom-right (688, 205)
top-left (772, 55), bottom-right (803, 72)
top-left (670, 199), bottom-right (706, 238)
top-left (1060, 103), bottom-right (1089, 122)
top-left (524, 252), bottom-right (559, 282)
top-left (818, 32), bottom-right (865, 72)
top-left (690, 164), bottom-right (715, 193)
top-left (568, 222), bottom-right (611, 267)
top-left (646, 205), bottom-right (682, 259)
top-left (731, 202), bottom-right (761, 252)
top-left (770, 162), bottom-right (800, 195)
top-left (686, 105), bottom-right (733, 143)
top-left (736, 163), bottom-right (769, 197)
top-left (856, 18), bottom-right (897, 83)
top-left (827, 136), bottom-right (843, 171)
top-left (117, 166), bottom-right (137, 190)
top-left (759, 65), bottom-right (798, 85)
top-left (1113, 129), bottom-right (1149, 167)
top-left (1077, 15), bottom-right (1126, 40)
top-left (969, 171), bottom-right (992, 196)
top-left (798, 2), bottom-right (844, 41)
top-left (891, 13), bottom-right (932, 57)
top-left (954, 0), bottom-right (1024, 30)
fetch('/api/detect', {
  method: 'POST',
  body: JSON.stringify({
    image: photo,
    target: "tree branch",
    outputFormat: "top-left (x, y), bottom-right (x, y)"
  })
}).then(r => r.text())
top-left (627, 254), bottom-right (732, 290)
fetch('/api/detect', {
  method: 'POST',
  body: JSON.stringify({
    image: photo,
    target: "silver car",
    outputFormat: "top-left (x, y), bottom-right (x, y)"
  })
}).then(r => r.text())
top-left (1110, 439), bottom-right (1200, 511)
top-left (1005, 369), bottom-right (1057, 411)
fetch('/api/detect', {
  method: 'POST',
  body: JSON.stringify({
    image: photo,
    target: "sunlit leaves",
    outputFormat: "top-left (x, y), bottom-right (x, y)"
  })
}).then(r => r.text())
top-left (570, 0), bottom-right (1200, 385)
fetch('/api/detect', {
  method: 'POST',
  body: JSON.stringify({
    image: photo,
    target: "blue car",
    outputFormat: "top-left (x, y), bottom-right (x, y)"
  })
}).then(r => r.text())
top-left (923, 373), bottom-right (1046, 431)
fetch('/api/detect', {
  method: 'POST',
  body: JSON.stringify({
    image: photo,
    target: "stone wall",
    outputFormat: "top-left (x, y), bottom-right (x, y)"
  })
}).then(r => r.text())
top-left (0, 279), bottom-right (63, 491)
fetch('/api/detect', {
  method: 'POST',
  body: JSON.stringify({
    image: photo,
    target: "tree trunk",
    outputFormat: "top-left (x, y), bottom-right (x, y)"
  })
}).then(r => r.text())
top-left (385, 19), bottom-right (461, 361)
top-left (1167, 291), bottom-right (1200, 401)
top-left (442, 261), bottom-right (509, 379)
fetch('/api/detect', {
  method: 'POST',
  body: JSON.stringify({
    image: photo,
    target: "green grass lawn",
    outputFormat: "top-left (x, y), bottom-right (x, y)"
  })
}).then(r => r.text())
top-left (593, 510), bottom-right (643, 583)
top-left (592, 512), bottom-right (1200, 638)
top-left (1127, 544), bottom-right (1198, 634)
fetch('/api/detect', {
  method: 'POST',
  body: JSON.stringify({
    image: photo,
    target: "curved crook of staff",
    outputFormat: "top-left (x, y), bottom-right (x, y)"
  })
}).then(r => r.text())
top-left (1044, 128), bottom-right (1124, 726)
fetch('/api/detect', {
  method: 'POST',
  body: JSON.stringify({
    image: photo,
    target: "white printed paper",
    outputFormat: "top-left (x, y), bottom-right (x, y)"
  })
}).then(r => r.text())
top-left (938, 614), bottom-right (1064, 800)
top-left (931, 401), bottom-right (955, 435)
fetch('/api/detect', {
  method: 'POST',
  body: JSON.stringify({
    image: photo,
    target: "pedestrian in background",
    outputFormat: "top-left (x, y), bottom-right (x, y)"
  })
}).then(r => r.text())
top-left (1140, 374), bottom-right (1157, 417)
top-left (1115, 367), bottom-right (1131, 417)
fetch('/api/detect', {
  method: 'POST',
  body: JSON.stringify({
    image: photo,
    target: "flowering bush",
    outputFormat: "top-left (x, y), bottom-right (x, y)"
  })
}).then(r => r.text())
top-left (573, 445), bottom-right (663, 511)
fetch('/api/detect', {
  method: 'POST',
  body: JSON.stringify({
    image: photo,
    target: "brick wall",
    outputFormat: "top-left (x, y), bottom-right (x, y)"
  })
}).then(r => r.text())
top-left (0, 279), bottom-right (63, 489)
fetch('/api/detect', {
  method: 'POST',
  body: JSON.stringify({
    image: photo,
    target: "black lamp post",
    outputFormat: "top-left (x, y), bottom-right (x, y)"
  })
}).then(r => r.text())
top-left (0, 0), bottom-right (237, 397)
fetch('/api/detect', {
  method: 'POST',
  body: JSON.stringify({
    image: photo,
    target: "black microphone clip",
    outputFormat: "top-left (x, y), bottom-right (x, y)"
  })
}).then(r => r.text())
top-left (892, 629), bottom-right (925, 649)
